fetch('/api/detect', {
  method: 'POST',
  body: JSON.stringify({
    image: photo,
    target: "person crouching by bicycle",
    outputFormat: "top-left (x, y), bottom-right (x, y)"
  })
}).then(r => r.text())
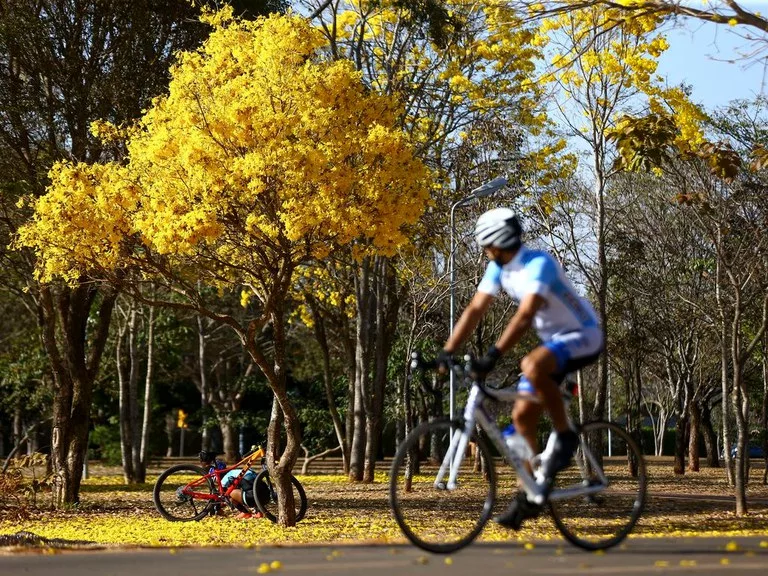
top-left (220, 468), bottom-right (263, 519)
top-left (438, 207), bottom-right (603, 530)
top-left (200, 452), bottom-right (263, 520)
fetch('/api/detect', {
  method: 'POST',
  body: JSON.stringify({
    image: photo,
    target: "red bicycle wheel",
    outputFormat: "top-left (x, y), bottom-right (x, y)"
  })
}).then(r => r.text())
top-left (153, 464), bottom-right (217, 521)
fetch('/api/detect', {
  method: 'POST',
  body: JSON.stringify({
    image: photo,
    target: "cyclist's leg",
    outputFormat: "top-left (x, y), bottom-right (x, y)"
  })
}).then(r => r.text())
top-left (535, 330), bottom-right (603, 483)
top-left (497, 333), bottom-right (604, 529)
top-left (521, 346), bottom-right (578, 489)
top-left (511, 394), bottom-right (543, 464)
top-left (496, 373), bottom-right (546, 530)
top-left (496, 397), bottom-right (546, 529)
top-left (520, 346), bottom-right (569, 432)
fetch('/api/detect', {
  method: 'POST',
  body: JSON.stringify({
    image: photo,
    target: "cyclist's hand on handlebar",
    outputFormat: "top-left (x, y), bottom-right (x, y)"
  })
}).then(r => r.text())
top-left (471, 345), bottom-right (502, 378)
top-left (436, 349), bottom-right (454, 374)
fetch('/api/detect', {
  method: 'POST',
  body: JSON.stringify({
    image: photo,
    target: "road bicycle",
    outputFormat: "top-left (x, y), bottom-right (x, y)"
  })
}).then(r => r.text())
top-left (153, 445), bottom-right (307, 523)
top-left (389, 353), bottom-right (646, 554)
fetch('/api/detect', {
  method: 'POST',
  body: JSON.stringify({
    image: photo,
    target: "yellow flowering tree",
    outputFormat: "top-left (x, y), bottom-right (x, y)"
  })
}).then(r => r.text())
top-left (0, 0), bottom-right (264, 509)
top-left (18, 8), bottom-right (430, 525)
top-left (309, 0), bottom-right (569, 482)
top-left (532, 5), bottom-right (706, 431)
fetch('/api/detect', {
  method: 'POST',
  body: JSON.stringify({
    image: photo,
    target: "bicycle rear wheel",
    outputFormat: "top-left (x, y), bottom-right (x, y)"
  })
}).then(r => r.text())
top-left (389, 419), bottom-right (496, 554)
top-left (252, 470), bottom-right (307, 523)
top-left (548, 421), bottom-right (646, 550)
top-left (153, 464), bottom-right (216, 521)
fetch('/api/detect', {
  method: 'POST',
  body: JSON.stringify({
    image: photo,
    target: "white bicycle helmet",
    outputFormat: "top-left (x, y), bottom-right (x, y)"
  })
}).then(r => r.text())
top-left (474, 208), bottom-right (522, 250)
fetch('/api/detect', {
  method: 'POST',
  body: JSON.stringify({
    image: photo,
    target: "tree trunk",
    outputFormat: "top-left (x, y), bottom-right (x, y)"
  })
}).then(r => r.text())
top-left (717, 255), bottom-right (735, 486)
top-left (577, 371), bottom-right (587, 426)
top-left (628, 356), bottom-right (642, 476)
top-left (700, 400), bottom-right (720, 468)
top-left (363, 416), bottom-right (380, 482)
top-left (308, 298), bottom-right (349, 474)
top-left (197, 313), bottom-right (211, 452)
top-left (688, 400), bottom-right (701, 472)
top-left (732, 369), bottom-right (748, 515)
top-left (137, 305), bottom-right (155, 483)
top-left (673, 414), bottom-right (687, 475)
top-left (128, 307), bottom-right (142, 482)
top-left (396, 376), bottom-right (405, 447)
top-left (762, 333), bottom-right (768, 485)
top-left (221, 418), bottom-right (237, 463)
top-left (40, 284), bottom-right (116, 506)
top-left (349, 372), bottom-right (367, 481)
top-left (165, 413), bottom-right (175, 457)
top-left (349, 257), bottom-right (371, 481)
top-left (244, 288), bottom-right (301, 526)
top-left (363, 257), bottom-right (400, 482)
top-left (12, 409), bottom-right (23, 455)
top-left (343, 337), bottom-right (356, 474)
top-left (116, 310), bottom-right (134, 483)
top-left (264, 385), bottom-right (301, 527)
top-left (730, 285), bottom-right (748, 514)
top-left (592, 173), bottom-right (609, 422)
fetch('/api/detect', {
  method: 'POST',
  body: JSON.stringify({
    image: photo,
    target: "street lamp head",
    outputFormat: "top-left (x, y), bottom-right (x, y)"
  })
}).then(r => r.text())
top-left (470, 176), bottom-right (507, 199)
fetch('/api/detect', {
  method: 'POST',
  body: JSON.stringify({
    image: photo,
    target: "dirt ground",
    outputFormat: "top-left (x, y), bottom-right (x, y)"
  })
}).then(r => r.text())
top-left (1, 457), bottom-right (767, 548)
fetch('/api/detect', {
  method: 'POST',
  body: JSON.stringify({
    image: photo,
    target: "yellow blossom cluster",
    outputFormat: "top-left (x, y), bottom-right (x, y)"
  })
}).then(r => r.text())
top-left (330, 1), bottom-right (545, 147)
top-left (17, 161), bottom-right (137, 284)
top-left (539, 6), bottom-right (704, 151)
top-left (17, 9), bottom-right (431, 287)
top-left (291, 262), bottom-right (357, 328)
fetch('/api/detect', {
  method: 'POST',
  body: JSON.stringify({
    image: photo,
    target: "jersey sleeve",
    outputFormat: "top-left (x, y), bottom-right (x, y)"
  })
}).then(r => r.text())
top-left (477, 261), bottom-right (502, 295)
top-left (221, 469), bottom-right (239, 488)
top-left (522, 254), bottom-right (558, 297)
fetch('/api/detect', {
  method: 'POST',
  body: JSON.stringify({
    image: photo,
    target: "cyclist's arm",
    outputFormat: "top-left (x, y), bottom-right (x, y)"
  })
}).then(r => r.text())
top-left (444, 291), bottom-right (494, 353)
top-left (493, 293), bottom-right (545, 354)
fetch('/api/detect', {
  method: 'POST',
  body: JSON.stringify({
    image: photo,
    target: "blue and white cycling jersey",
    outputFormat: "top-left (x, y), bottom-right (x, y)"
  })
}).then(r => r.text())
top-left (221, 468), bottom-right (257, 488)
top-left (477, 245), bottom-right (602, 370)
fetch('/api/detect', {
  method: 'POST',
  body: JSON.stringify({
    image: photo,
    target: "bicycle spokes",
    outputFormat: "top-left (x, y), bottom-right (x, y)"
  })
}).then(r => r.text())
top-left (153, 465), bottom-right (216, 522)
top-left (389, 420), bottom-right (496, 554)
top-left (548, 421), bottom-right (647, 550)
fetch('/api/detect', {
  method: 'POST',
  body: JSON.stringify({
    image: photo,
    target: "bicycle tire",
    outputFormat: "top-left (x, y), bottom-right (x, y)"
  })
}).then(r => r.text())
top-left (252, 469), bottom-right (307, 523)
top-left (153, 464), bottom-right (216, 521)
top-left (389, 419), bottom-right (496, 554)
top-left (549, 421), bottom-right (647, 550)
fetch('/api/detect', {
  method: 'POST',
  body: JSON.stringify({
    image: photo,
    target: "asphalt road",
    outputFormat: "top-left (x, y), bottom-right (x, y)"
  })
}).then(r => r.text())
top-left (2, 537), bottom-right (768, 576)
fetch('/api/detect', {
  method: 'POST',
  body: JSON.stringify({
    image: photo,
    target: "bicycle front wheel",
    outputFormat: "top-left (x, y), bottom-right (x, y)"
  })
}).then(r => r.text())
top-left (389, 419), bottom-right (496, 554)
top-left (252, 470), bottom-right (307, 523)
top-left (153, 464), bottom-right (216, 521)
top-left (549, 421), bottom-right (647, 550)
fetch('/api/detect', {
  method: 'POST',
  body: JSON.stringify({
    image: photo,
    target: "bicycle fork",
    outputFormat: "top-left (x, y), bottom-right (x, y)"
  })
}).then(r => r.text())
top-left (434, 387), bottom-right (483, 490)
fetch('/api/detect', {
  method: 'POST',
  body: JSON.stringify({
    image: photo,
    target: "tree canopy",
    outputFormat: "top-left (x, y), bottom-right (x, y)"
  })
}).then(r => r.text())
top-left (18, 8), bottom-right (430, 290)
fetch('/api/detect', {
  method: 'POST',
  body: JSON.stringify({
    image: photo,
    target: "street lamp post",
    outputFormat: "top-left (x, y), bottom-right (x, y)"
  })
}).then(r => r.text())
top-left (448, 176), bottom-right (507, 419)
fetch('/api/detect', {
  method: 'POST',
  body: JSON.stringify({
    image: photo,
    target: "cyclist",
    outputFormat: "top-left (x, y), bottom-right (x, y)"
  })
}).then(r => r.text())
top-left (438, 207), bottom-right (603, 529)
top-left (200, 451), bottom-right (262, 519)
top-left (221, 468), bottom-right (263, 519)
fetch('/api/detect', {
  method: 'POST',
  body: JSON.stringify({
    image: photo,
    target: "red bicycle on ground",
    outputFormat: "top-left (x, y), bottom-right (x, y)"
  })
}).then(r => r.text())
top-left (152, 445), bottom-right (307, 523)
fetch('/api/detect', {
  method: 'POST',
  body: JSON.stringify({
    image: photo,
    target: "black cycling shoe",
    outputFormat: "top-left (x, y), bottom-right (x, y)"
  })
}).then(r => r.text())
top-left (494, 491), bottom-right (543, 530)
top-left (538, 429), bottom-right (580, 494)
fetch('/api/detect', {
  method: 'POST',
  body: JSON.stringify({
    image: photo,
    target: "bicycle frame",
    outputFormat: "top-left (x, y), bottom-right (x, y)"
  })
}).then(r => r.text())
top-left (435, 378), bottom-right (608, 506)
top-left (183, 447), bottom-right (265, 502)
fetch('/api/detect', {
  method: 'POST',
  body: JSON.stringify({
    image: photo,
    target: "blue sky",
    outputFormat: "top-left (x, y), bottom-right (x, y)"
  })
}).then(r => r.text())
top-left (656, 2), bottom-right (768, 110)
